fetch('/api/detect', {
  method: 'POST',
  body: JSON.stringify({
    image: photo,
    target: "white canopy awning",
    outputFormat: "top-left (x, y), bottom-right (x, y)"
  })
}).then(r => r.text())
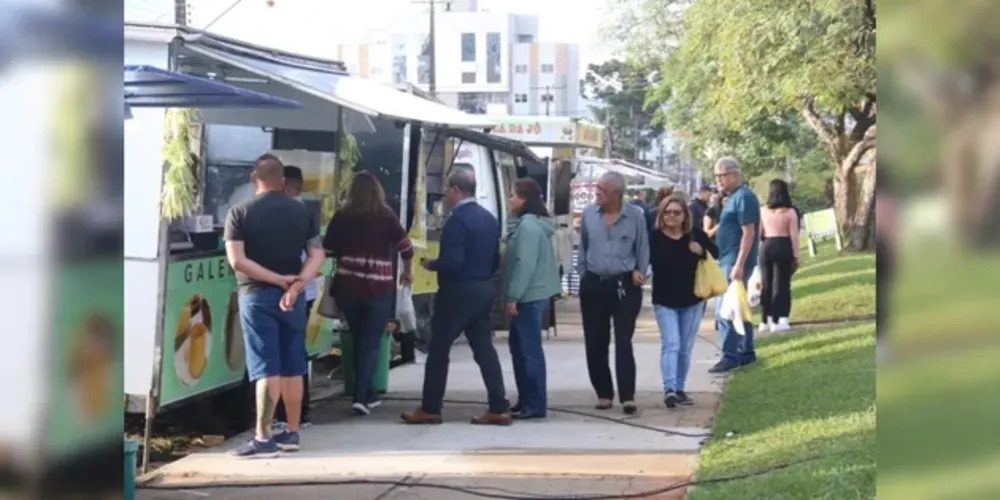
top-left (575, 156), bottom-right (673, 183)
top-left (186, 43), bottom-right (496, 129)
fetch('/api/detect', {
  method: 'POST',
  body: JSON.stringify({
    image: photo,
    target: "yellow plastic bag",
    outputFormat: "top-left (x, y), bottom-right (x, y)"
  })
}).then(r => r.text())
top-left (694, 255), bottom-right (728, 299)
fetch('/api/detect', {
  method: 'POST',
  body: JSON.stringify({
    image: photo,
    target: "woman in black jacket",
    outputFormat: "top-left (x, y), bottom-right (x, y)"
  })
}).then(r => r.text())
top-left (649, 195), bottom-right (719, 408)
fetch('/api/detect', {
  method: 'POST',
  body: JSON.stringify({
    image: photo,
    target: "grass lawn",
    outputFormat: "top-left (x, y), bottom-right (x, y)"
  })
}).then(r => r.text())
top-left (688, 322), bottom-right (876, 500)
top-left (752, 240), bottom-right (876, 324)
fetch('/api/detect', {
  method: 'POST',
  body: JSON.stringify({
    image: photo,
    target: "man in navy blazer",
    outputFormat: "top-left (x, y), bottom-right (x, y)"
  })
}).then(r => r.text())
top-left (401, 171), bottom-right (511, 426)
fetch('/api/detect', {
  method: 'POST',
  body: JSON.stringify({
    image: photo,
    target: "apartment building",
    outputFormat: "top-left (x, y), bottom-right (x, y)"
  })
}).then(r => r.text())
top-left (336, 1), bottom-right (581, 116)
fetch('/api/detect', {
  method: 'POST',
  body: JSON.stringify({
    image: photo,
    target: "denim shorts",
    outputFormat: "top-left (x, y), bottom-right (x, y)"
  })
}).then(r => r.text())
top-left (239, 286), bottom-right (307, 381)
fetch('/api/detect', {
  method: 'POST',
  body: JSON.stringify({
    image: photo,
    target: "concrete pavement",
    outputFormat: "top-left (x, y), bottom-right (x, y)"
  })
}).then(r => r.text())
top-left (138, 297), bottom-right (725, 499)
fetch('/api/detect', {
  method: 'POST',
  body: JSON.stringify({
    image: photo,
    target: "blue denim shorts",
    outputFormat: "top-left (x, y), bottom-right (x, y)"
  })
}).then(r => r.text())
top-left (239, 286), bottom-right (307, 381)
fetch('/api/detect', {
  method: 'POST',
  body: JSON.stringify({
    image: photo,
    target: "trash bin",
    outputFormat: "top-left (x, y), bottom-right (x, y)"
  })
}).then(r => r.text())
top-left (124, 439), bottom-right (138, 500)
top-left (340, 329), bottom-right (392, 396)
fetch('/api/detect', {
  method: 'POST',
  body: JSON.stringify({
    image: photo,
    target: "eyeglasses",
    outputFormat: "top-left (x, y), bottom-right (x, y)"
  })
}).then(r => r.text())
top-left (663, 210), bottom-right (684, 217)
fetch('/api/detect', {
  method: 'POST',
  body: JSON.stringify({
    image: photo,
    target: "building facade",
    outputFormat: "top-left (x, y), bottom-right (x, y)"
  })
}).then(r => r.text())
top-left (336, 2), bottom-right (581, 117)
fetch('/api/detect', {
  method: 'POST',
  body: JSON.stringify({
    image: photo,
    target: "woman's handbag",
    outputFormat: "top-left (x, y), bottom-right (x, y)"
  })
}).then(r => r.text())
top-left (316, 275), bottom-right (343, 319)
top-left (694, 255), bottom-right (728, 299)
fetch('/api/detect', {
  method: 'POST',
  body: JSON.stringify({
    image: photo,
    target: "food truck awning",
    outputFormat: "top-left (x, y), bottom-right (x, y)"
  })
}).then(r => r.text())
top-left (576, 156), bottom-right (673, 183)
top-left (124, 65), bottom-right (303, 108)
top-left (184, 40), bottom-right (497, 129)
top-left (445, 128), bottom-right (542, 164)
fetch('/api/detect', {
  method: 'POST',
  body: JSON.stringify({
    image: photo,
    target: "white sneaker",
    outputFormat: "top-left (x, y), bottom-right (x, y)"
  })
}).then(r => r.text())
top-left (773, 318), bottom-right (791, 332)
top-left (352, 402), bottom-right (371, 416)
top-left (367, 400), bottom-right (383, 410)
top-left (758, 322), bottom-right (771, 333)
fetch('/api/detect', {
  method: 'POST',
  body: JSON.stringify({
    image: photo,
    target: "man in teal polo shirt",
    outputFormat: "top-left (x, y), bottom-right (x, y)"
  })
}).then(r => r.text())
top-left (709, 157), bottom-right (760, 373)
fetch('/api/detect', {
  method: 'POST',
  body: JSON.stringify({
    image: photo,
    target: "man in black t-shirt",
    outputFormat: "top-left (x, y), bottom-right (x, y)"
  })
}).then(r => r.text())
top-left (223, 154), bottom-right (325, 458)
top-left (688, 185), bottom-right (712, 226)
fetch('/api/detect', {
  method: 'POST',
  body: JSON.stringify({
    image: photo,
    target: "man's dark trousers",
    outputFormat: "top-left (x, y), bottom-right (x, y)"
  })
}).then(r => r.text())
top-left (421, 280), bottom-right (508, 414)
top-left (578, 272), bottom-right (643, 403)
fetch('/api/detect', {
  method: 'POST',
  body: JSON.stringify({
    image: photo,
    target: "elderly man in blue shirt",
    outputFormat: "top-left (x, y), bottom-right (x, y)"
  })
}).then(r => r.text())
top-left (709, 157), bottom-right (761, 373)
top-left (577, 171), bottom-right (650, 415)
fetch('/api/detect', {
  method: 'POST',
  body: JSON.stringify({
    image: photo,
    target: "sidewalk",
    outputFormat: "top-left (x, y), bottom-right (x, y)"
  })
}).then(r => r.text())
top-left (138, 297), bottom-right (725, 500)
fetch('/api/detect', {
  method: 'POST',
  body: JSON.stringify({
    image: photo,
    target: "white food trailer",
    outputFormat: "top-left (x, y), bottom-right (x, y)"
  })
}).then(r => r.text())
top-left (124, 24), bottom-right (540, 468)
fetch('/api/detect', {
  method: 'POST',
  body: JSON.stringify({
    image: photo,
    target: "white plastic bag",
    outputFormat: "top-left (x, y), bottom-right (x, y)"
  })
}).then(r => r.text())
top-left (396, 285), bottom-right (418, 333)
top-left (747, 266), bottom-right (762, 308)
top-left (719, 280), bottom-right (753, 336)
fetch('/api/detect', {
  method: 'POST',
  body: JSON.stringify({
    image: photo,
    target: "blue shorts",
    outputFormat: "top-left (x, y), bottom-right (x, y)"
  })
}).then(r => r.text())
top-left (239, 286), bottom-right (307, 381)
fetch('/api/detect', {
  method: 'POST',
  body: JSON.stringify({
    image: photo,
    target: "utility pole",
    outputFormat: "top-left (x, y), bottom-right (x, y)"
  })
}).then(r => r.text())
top-left (428, 0), bottom-right (436, 96)
top-left (411, 0), bottom-right (452, 97)
top-left (174, 0), bottom-right (188, 26)
top-left (530, 84), bottom-right (566, 116)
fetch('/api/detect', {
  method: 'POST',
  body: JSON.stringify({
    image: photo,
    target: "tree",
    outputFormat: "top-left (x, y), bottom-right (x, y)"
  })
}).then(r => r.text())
top-left (880, 0), bottom-right (1000, 247)
top-left (581, 58), bottom-right (664, 161)
top-left (632, 0), bottom-right (876, 250)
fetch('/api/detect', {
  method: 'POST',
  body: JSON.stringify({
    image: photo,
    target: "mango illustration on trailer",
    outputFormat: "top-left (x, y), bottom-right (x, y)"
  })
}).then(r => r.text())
top-left (174, 294), bottom-right (212, 385)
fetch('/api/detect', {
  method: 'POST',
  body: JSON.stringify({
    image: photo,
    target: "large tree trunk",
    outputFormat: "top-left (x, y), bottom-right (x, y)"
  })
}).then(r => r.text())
top-left (802, 99), bottom-right (877, 251)
top-left (833, 136), bottom-right (877, 251)
top-left (904, 64), bottom-right (1000, 248)
top-left (938, 87), bottom-right (1000, 247)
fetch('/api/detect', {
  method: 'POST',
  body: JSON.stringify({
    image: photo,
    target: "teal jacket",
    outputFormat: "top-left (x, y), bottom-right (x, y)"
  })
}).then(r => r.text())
top-left (504, 214), bottom-right (562, 304)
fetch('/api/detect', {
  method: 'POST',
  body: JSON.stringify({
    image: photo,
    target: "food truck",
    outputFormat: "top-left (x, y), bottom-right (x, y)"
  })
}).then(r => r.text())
top-left (123, 23), bottom-right (539, 439)
top-left (484, 116), bottom-right (606, 299)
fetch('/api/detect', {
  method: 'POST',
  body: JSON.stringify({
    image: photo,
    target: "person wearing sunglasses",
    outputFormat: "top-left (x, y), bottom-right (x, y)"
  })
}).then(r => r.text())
top-left (649, 195), bottom-right (719, 408)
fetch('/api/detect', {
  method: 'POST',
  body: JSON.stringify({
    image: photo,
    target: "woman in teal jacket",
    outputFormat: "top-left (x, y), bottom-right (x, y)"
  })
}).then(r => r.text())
top-left (504, 178), bottom-right (562, 419)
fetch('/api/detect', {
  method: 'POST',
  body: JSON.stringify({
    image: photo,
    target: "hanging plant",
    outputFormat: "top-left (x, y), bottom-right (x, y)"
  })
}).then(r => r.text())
top-left (159, 108), bottom-right (199, 220)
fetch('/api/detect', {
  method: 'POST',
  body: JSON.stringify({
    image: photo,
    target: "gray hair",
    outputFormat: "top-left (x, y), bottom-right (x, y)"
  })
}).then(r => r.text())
top-left (599, 171), bottom-right (627, 196)
top-left (447, 170), bottom-right (476, 196)
top-left (714, 156), bottom-right (741, 174)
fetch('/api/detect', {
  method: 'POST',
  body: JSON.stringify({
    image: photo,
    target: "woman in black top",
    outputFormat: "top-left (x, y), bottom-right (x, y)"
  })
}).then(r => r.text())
top-left (650, 195), bottom-right (719, 408)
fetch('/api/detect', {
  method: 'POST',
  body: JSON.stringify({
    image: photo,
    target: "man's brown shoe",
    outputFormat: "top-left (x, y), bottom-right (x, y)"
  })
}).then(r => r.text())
top-left (400, 408), bottom-right (443, 424)
top-left (470, 412), bottom-right (512, 426)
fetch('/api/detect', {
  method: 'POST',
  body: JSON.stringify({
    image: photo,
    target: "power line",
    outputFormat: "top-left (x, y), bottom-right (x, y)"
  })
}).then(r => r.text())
top-left (202, 0), bottom-right (246, 31)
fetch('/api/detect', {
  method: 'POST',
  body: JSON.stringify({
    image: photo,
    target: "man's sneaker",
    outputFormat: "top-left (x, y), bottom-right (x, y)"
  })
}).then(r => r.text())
top-left (230, 438), bottom-right (280, 459)
top-left (270, 420), bottom-right (288, 435)
top-left (300, 418), bottom-right (313, 429)
top-left (367, 400), bottom-right (383, 410)
top-left (663, 390), bottom-right (679, 409)
top-left (676, 391), bottom-right (694, 406)
top-left (708, 361), bottom-right (738, 374)
top-left (758, 322), bottom-right (772, 333)
top-left (273, 431), bottom-right (300, 452)
top-left (352, 402), bottom-right (371, 416)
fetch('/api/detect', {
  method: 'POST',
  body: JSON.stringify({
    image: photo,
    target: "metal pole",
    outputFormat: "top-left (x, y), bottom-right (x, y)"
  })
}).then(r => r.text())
top-left (428, 0), bottom-right (437, 96)
top-left (174, 0), bottom-right (188, 26)
top-left (544, 85), bottom-right (551, 116)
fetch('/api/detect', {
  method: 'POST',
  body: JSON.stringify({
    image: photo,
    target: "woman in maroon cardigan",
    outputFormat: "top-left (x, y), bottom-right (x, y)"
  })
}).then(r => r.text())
top-left (323, 172), bottom-right (414, 416)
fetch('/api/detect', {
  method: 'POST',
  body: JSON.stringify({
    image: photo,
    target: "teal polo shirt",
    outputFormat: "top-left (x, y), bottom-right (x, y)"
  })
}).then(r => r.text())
top-left (715, 184), bottom-right (760, 268)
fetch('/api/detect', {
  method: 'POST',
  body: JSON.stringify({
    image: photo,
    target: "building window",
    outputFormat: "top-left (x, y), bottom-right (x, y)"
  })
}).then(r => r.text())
top-left (513, 93), bottom-right (528, 103)
top-left (392, 35), bottom-right (407, 84)
top-left (486, 32), bottom-right (501, 83)
top-left (461, 33), bottom-right (476, 62)
top-left (541, 63), bottom-right (554, 73)
top-left (462, 72), bottom-right (476, 84)
top-left (514, 64), bottom-right (528, 74)
top-left (517, 35), bottom-right (533, 43)
top-left (417, 34), bottom-right (431, 84)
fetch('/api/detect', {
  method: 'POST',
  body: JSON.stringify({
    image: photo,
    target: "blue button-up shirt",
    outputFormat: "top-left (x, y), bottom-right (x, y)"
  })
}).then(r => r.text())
top-left (576, 203), bottom-right (650, 278)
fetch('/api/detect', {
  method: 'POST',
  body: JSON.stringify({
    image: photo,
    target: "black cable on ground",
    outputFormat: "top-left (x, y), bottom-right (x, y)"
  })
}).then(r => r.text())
top-left (137, 448), bottom-right (865, 499)
top-left (379, 396), bottom-right (711, 439)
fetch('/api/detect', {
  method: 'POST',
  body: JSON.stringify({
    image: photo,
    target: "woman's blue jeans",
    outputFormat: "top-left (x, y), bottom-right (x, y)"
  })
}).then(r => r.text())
top-left (508, 299), bottom-right (548, 415)
top-left (653, 303), bottom-right (704, 392)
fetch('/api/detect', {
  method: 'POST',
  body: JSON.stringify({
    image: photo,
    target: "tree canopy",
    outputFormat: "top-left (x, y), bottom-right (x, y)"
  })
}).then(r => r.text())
top-left (648, 0), bottom-right (875, 165)
top-left (580, 58), bottom-right (664, 161)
